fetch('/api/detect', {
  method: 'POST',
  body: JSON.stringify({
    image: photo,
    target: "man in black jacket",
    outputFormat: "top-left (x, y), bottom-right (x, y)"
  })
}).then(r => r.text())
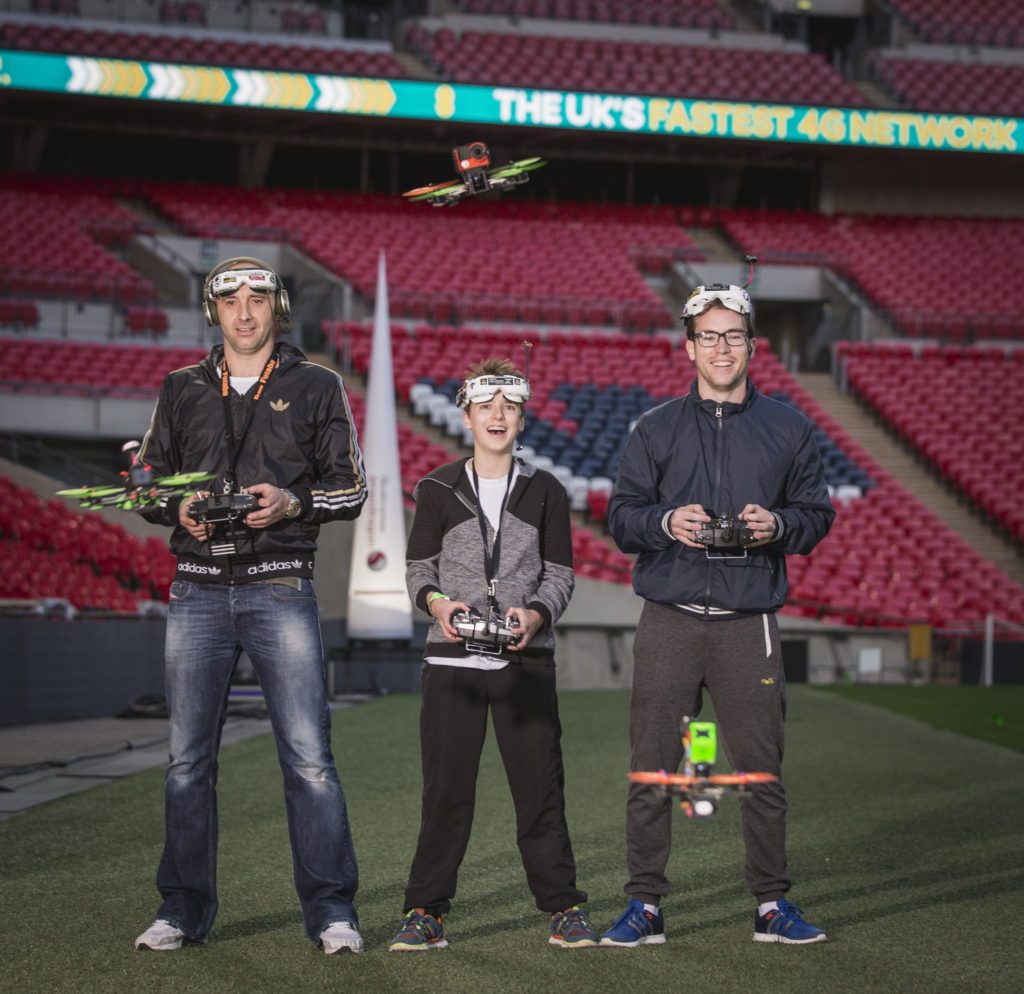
top-left (132, 257), bottom-right (367, 956)
top-left (601, 283), bottom-right (834, 948)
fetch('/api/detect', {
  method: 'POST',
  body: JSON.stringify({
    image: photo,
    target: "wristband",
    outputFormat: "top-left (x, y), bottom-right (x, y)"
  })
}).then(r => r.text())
top-left (426, 592), bottom-right (449, 614)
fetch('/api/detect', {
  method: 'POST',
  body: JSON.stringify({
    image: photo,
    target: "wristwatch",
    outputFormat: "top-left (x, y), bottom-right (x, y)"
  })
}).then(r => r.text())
top-left (282, 489), bottom-right (302, 519)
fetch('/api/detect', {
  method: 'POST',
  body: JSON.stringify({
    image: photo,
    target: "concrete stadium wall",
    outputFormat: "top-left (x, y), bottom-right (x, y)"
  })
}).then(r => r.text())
top-left (0, 392), bottom-right (157, 441)
top-left (0, 618), bottom-right (167, 726)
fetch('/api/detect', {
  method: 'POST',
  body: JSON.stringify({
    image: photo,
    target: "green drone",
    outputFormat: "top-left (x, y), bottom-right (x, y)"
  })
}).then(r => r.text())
top-left (630, 717), bottom-right (779, 818)
top-left (403, 141), bottom-right (546, 207)
top-left (57, 441), bottom-right (214, 512)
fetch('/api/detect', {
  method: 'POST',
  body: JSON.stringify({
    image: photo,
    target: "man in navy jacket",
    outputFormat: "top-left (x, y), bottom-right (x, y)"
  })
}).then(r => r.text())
top-left (601, 282), bottom-right (834, 948)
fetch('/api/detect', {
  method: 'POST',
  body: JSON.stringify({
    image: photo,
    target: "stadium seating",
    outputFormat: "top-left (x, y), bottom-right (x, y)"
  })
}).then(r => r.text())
top-left (330, 320), bottom-right (872, 487)
top-left (785, 479), bottom-right (1024, 628)
top-left (717, 208), bottom-right (1024, 340)
top-left (0, 20), bottom-right (408, 78)
top-left (0, 180), bottom-right (156, 305)
top-left (0, 338), bottom-right (205, 396)
top-left (124, 306), bottom-right (170, 338)
top-left (454, 0), bottom-right (735, 31)
top-left (0, 476), bottom-right (176, 610)
top-left (406, 26), bottom-right (869, 107)
top-left (871, 55), bottom-right (1024, 117)
top-left (330, 318), bottom-right (1024, 627)
top-left (885, 0), bottom-right (1024, 47)
top-left (0, 299), bottom-right (40, 330)
top-left (137, 182), bottom-right (697, 330)
top-left (838, 341), bottom-right (1024, 545)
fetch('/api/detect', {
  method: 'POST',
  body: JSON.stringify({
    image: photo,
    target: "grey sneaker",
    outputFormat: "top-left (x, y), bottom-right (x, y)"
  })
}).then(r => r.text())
top-left (320, 921), bottom-right (364, 954)
top-left (134, 919), bottom-right (186, 951)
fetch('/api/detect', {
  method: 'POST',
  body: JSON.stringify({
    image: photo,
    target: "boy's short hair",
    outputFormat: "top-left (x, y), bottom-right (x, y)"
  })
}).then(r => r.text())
top-left (463, 357), bottom-right (525, 381)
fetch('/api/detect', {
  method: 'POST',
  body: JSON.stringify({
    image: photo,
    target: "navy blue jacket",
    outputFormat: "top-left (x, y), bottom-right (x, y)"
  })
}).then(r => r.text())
top-left (607, 379), bottom-right (834, 614)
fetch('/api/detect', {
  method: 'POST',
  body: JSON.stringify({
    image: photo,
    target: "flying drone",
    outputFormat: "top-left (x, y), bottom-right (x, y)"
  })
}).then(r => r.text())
top-left (57, 441), bottom-right (214, 513)
top-left (629, 717), bottom-right (778, 818)
top-left (403, 141), bottom-right (546, 207)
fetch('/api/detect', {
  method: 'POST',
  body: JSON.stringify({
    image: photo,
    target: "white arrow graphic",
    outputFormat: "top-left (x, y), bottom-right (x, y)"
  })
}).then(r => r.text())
top-left (148, 64), bottom-right (185, 100)
top-left (232, 69), bottom-right (254, 104)
top-left (67, 57), bottom-right (102, 93)
top-left (232, 69), bottom-right (271, 106)
top-left (314, 75), bottom-right (350, 112)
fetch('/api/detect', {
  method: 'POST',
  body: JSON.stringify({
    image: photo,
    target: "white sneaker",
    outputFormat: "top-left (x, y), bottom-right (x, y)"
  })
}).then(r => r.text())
top-left (134, 919), bottom-right (186, 951)
top-left (320, 921), bottom-right (364, 955)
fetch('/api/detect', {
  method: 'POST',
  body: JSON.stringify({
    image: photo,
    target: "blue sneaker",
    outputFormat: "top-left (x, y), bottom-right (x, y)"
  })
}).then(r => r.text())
top-left (600, 900), bottom-right (666, 947)
top-left (754, 898), bottom-right (827, 944)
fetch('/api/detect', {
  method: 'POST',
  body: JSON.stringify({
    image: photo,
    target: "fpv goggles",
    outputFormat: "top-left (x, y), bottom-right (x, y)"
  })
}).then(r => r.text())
top-left (680, 283), bottom-right (752, 321)
top-left (207, 268), bottom-right (281, 297)
top-left (456, 374), bottom-right (531, 409)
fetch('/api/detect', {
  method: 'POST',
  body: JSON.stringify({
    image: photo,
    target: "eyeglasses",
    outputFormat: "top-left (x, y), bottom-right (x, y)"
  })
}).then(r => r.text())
top-left (693, 330), bottom-right (750, 349)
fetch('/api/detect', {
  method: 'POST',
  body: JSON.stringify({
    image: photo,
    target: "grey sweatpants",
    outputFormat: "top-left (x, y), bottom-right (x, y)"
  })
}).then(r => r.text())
top-left (625, 600), bottom-right (789, 904)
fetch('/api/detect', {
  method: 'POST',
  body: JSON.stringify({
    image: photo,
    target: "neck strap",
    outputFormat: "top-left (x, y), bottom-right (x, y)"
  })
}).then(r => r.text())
top-left (471, 459), bottom-right (516, 611)
top-left (219, 352), bottom-right (277, 492)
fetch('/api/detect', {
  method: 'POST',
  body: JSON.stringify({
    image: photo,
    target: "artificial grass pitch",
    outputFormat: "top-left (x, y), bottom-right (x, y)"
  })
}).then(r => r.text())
top-left (3, 686), bottom-right (1023, 994)
top-left (819, 684), bottom-right (1024, 753)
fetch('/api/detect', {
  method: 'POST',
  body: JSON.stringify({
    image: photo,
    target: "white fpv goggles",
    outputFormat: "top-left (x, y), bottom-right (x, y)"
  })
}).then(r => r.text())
top-left (680, 283), bottom-right (752, 321)
top-left (456, 374), bottom-right (532, 409)
top-left (207, 268), bottom-right (282, 297)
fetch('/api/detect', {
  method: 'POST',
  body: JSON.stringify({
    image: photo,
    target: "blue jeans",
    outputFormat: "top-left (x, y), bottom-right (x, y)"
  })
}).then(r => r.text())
top-left (155, 578), bottom-right (358, 942)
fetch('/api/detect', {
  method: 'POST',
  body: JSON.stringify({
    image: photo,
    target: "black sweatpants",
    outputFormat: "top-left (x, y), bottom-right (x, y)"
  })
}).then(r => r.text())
top-left (403, 661), bottom-right (586, 916)
top-left (625, 601), bottom-right (789, 905)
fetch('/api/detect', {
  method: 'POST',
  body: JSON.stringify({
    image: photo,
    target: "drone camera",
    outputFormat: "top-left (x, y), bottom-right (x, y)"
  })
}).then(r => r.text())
top-left (127, 463), bottom-right (154, 489)
top-left (453, 142), bottom-right (491, 174)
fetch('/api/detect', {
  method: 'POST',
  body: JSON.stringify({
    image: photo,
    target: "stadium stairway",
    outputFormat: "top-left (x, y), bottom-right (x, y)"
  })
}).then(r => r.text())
top-left (683, 225), bottom-right (740, 264)
top-left (797, 371), bottom-right (1024, 586)
top-left (390, 48), bottom-right (441, 80)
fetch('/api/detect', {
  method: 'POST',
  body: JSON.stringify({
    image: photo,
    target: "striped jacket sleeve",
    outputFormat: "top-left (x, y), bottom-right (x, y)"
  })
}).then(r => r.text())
top-left (296, 370), bottom-right (367, 523)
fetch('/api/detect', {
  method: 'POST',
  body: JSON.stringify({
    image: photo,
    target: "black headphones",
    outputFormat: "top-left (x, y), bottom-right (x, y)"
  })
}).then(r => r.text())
top-left (202, 256), bottom-right (291, 333)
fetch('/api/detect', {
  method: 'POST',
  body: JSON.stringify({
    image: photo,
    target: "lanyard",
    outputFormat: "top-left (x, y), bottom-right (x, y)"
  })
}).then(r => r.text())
top-left (219, 352), bottom-right (277, 492)
top-left (470, 460), bottom-right (516, 611)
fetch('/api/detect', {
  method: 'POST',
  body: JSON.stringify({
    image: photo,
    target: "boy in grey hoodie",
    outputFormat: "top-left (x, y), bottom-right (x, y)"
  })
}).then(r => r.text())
top-left (389, 357), bottom-right (596, 952)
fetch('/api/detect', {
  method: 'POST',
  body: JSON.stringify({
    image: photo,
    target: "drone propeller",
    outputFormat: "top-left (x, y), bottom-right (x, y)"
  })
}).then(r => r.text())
top-left (57, 471), bottom-right (216, 513)
top-left (629, 770), bottom-right (778, 788)
top-left (402, 179), bottom-right (462, 200)
top-left (57, 485), bottom-right (125, 499)
top-left (488, 157), bottom-right (547, 180)
top-left (153, 471), bottom-right (217, 488)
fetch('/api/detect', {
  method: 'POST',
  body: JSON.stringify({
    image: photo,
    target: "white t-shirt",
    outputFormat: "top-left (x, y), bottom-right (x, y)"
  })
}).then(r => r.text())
top-left (230, 375), bottom-right (259, 395)
top-left (426, 463), bottom-right (519, 671)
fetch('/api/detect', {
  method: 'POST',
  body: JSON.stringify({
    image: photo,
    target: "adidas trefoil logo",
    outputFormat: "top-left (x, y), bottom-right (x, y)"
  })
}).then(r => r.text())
top-left (270, 399), bottom-right (290, 412)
